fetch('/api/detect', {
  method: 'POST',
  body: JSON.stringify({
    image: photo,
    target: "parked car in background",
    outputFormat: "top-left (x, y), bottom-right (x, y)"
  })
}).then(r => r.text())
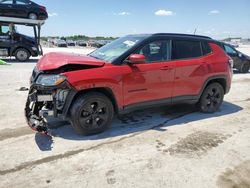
top-left (55, 39), bottom-right (67, 47)
top-left (76, 40), bottom-right (87, 47)
top-left (218, 42), bottom-right (250, 73)
top-left (97, 41), bottom-right (106, 48)
top-left (66, 40), bottom-right (76, 46)
top-left (0, 0), bottom-right (48, 20)
top-left (88, 40), bottom-right (102, 48)
top-left (25, 33), bottom-right (233, 136)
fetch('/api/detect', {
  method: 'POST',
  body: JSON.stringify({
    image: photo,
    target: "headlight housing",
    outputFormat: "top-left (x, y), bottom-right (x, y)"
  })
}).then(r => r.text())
top-left (36, 74), bottom-right (67, 86)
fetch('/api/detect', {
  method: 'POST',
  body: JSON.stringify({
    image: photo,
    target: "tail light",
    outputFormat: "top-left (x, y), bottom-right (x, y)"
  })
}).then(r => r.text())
top-left (40, 6), bottom-right (46, 11)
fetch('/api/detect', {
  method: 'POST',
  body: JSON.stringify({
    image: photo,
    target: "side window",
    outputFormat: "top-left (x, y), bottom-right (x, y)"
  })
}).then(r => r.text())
top-left (224, 45), bottom-right (237, 55)
top-left (15, 0), bottom-right (28, 5)
top-left (136, 40), bottom-right (171, 63)
top-left (0, 0), bottom-right (13, 4)
top-left (0, 25), bottom-right (10, 35)
top-left (172, 40), bottom-right (202, 60)
top-left (202, 42), bottom-right (212, 55)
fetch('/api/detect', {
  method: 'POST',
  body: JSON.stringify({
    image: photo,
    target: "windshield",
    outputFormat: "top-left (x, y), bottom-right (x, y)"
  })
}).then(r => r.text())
top-left (89, 35), bottom-right (147, 63)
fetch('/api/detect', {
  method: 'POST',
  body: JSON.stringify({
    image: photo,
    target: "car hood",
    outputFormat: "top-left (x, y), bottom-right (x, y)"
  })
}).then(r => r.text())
top-left (242, 53), bottom-right (250, 61)
top-left (236, 50), bottom-right (250, 61)
top-left (37, 52), bottom-right (106, 71)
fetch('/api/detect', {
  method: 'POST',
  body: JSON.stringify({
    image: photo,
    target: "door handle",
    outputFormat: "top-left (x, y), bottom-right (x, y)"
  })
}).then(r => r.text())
top-left (8, 5), bottom-right (12, 8)
top-left (160, 66), bottom-right (173, 71)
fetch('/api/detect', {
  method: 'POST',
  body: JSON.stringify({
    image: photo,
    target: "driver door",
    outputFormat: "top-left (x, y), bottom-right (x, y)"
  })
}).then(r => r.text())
top-left (0, 25), bottom-right (11, 49)
top-left (122, 40), bottom-right (175, 107)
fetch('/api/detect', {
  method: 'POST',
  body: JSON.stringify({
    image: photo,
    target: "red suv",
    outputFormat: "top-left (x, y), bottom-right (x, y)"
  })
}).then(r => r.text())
top-left (25, 33), bottom-right (233, 135)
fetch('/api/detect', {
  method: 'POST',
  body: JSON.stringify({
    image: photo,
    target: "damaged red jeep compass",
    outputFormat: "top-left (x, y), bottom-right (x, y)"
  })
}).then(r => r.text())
top-left (25, 33), bottom-right (233, 135)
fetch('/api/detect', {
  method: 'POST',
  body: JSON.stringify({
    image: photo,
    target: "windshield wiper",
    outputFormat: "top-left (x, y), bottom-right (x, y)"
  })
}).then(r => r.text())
top-left (89, 54), bottom-right (99, 59)
top-left (89, 54), bottom-right (104, 60)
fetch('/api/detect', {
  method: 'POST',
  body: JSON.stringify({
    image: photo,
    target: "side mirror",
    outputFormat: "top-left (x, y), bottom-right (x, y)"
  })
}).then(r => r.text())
top-left (128, 54), bottom-right (146, 64)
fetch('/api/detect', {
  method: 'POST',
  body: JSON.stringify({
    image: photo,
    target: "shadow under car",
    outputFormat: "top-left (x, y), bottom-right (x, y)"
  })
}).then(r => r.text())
top-left (34, 101), bottom-right (243, 150)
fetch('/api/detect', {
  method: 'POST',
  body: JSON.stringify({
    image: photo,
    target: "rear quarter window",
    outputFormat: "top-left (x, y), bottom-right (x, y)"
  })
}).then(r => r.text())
top-left (202, 42), bottom-right (212, 55)
top-left (172, 40), bottom-right (202, 60)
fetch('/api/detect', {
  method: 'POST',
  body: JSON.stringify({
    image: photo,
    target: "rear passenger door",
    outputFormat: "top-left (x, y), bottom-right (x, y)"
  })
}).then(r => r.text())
top-left (12, 0), bottom-right (29, 18)
top-left (171, 40), bottom-right (210, 99)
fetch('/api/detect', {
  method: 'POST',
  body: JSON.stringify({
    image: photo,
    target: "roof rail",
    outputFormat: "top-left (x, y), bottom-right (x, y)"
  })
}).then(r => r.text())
top-left (0, 16), bottom-right (45, 26)
top-left (153, 33), bottom-right (212, 39)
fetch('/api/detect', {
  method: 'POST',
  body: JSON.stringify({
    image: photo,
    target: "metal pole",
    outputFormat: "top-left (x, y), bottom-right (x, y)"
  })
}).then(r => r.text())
top-left (37, 24), bottom-right (43, 55)
top-left (38, 24), bottom-right (41, 46)
top-left (33, 25), bottom-right (41, 55)
top-left (33, 25), bottom-right (38, 43)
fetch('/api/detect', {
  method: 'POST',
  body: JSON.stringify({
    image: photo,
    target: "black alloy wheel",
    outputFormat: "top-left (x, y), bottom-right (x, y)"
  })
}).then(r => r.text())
top-left (70, 92), bottom-right (114, 135)
top-left (199, 83), bottom-right (224, 113)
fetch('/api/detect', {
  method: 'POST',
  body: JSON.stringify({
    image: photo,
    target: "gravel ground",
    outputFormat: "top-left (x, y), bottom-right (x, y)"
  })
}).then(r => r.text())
top-left (0, 46), bottom-right (250, 188)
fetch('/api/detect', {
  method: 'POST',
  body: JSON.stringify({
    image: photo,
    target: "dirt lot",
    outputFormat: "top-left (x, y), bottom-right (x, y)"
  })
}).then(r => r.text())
top-left (0, 46), bottom-right (250, 188)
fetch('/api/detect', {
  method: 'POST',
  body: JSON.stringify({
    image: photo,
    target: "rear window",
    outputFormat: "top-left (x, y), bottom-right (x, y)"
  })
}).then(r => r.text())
top-left (0, 0), bottom-right (13, 4)
top-left (202, 42), bottom-right (212, 55)
top-left (172, 40), bottom-right (202, 60)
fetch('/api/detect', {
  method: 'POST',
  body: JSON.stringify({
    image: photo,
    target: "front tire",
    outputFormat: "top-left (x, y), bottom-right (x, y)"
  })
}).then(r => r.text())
top-left (15, 48), bottom-right (30, 62)
top-left (70, 92), bottom-right (114, 135)
top-left (198, 83), bottom-right (224, 113)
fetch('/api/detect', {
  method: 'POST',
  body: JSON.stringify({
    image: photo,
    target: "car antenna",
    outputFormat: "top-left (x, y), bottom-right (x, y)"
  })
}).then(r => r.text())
top-left (194, 28), bottom-right (197, 35)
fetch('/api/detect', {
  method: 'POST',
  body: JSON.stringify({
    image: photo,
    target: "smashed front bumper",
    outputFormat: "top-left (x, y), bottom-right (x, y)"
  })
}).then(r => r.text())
top-left (25, 83), bottom-right (76, 135)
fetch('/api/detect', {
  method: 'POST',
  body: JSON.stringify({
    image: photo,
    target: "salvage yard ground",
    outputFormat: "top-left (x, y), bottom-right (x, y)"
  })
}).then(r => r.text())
top-left (0, 46), bottom-right (250, 188)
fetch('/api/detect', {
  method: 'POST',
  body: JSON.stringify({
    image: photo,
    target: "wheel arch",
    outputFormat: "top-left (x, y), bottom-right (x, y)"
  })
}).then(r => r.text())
top-left (64, 87), bottom-right (119, 118)
top-left (199, 75), bottom-right (228, 98)
top-left (11, 46), bottom-right (31, 56)
top-left (28, 12), bottom-right (38, 18)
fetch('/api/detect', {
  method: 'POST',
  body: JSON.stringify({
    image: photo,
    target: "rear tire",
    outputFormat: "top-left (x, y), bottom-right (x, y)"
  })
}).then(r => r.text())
top-left (15, 48), bottom-right (30, 62)
top-left (69, 92), bottom-right (114, 135)
top-left (28, 13), bottom-right (38, 20)
top-left (198, 82), bottom-right (224, 113)
top-left (240, 62), bottom-right (250, 73)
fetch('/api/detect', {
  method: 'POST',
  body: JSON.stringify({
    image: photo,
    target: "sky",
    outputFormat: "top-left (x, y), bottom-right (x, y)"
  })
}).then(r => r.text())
top-left (18, 0), bottom-right (250, 39)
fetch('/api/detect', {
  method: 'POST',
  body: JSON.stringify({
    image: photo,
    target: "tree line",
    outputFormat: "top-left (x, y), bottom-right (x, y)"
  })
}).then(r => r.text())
top-left (41, 35), bottom-right (117, 41)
